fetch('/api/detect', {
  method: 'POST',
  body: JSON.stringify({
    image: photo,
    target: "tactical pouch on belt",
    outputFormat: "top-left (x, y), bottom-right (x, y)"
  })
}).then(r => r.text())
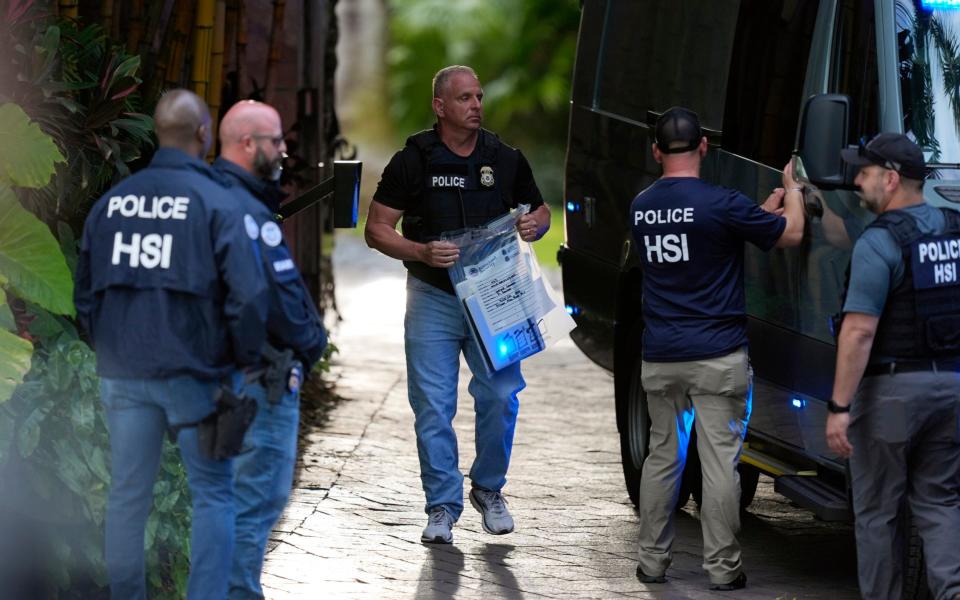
top-left (195, 385), bottom-right (258, 460)
top-left (260, 343), bottom-right (296, 405)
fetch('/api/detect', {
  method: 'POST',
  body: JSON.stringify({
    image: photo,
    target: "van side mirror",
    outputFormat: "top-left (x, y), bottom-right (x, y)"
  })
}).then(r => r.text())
top-left (795, 94), bottom-right (857, 190)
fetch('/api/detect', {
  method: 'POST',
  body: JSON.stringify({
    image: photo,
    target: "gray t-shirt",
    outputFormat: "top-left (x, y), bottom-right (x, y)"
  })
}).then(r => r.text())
top-left (843, 203), bottom-right (946, 315)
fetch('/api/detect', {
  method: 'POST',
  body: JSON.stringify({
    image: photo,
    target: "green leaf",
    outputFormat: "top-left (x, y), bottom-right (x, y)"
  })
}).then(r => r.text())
top-left (0, 104), bottom-right (65, 188)
top-left (0, 406), bottom-right (15, 459)
top-left (0, 184), bottom-right (75, 316)
top-left (0, 328), bottom-right (32, 404)
top-left (145, 514), bottom-right (158, 550)
top-left (57, 221), bottom-right (78, 274)
top-left (0, 294), bottom-right (15, 331)
top-left (17, 402), bottom-right (45, 456)
top-left (155, 488), bottom-right (181, 513)
top-left (87, 444), bottom-right (110, 484)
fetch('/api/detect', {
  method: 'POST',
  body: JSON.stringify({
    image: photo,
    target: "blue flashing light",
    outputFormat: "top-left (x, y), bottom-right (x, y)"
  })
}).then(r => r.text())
top-left (921, 0), bottom-right (960, 9)
top-left (565, 304), bottom-right (581, 316)
top-left (497, 334), bottom-right (516, 358)
top-left (791, 397), bottom-right (806, 409)
top-left (566, 201), bottom-right (582, 212)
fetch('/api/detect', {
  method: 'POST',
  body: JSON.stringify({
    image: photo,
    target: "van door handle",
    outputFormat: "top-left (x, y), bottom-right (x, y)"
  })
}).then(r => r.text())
top-left (583, 196), bottom-right (596, 228)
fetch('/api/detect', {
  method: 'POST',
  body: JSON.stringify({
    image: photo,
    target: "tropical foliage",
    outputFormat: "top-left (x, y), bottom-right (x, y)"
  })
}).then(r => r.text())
top-left (1, 12), bottom-right (155, 231)
top-left (896, 0), bottom-right (960, 163)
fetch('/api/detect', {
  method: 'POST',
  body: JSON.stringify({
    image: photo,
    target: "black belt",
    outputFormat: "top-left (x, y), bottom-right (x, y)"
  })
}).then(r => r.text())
top-left (864, 359), bottom-right (960, 376)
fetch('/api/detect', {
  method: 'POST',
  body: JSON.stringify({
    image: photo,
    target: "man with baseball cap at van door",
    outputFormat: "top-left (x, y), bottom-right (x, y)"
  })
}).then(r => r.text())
top-left (827, 133), bottom-right (960, 600)
top-left (631, 106), bottom-right (804, 591)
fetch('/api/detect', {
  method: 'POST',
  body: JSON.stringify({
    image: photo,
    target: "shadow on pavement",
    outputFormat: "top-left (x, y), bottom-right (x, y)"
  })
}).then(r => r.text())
top-left (482, 543), bottom-right (523, 599)
top-left (414, 544), bottom-right (465, 599)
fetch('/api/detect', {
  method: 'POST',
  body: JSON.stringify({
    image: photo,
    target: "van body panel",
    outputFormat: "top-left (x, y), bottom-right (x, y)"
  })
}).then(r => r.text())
top-left (564, 0), bottom-right (960, 501)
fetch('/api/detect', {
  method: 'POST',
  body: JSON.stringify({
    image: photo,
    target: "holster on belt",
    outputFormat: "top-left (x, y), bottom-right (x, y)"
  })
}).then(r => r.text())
top-left (170, 380), bottom-right (258, 460)
top-left (196, 385), bottom-right (258, 459)
top-left (260, 343), bottom-right (296, 405)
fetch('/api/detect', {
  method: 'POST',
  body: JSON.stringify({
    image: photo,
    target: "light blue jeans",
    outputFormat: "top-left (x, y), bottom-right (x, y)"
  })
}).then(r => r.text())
top-left (100, 376), bottom-right (234, 600)
top-left (404, 275), bottom-right (525, 519)
top-left (228, 380), bottom-right (300, 600)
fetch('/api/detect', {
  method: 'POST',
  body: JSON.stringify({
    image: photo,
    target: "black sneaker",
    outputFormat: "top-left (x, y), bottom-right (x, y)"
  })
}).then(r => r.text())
top-left (711, 572), bottom-right (747, 591)
top-left (635, 565), bottom-right (666, 584)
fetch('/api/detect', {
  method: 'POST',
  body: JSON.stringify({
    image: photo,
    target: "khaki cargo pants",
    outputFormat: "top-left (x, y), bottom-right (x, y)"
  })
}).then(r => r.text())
top-left (636, 348), bottom-right (751, 585)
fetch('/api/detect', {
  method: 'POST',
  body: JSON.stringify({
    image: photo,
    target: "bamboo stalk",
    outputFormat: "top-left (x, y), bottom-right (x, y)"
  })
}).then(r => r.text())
top-left (236, 0), bottom-right (248, 98)
top-left (100, 0), bottom-right (114, 33)
top-left (223, 0), bottom-right (238, 84)
top-left (206, 0), bottom-right (226, 160)
top-left (190, 0), bottom-right (216, 99)
top-left (58, 0), bottom-right (78, 18)
top-left (165, 0), bottom-right (197, 88)
top-left (263, 0), bottom-right (286, 103)
top-left (126, 0), bottom-right (145, 54)
top-left (146, 0), bottom-right (178, 98)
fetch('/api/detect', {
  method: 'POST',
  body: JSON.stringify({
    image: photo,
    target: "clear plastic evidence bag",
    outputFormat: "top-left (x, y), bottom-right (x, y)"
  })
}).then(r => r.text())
top-left (442, 205), bottom-right (575, 373)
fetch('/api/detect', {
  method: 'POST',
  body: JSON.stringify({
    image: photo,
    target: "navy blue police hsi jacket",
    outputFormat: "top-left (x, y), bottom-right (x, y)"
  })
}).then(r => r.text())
top-left (74, 147), bottom-right (269, 380)
top-left (212, 157), bottom-right (327, 370)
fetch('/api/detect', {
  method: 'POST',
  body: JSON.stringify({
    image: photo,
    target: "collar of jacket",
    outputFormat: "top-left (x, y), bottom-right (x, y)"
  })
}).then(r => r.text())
top-left (150, 147), bottom-right (216, 177)
top-left (212, 157), bottom-right (287, 213)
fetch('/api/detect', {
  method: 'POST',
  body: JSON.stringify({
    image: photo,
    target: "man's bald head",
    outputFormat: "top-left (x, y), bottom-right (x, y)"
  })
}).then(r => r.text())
top-left (154, 89), bottom-right (212, 158)
top-left (218, 100), bottom-right (286, 179)
top-left (220, 101), bottom-right (281, 145)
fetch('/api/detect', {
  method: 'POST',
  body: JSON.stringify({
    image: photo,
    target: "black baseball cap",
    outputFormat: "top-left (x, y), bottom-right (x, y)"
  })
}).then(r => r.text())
top-left (655, 107), bottom-right (702, 154)
top-left (840, 133), bottom-right (927, 180)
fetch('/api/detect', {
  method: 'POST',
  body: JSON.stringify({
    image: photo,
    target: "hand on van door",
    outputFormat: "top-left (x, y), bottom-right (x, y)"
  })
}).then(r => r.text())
top-left (772, 160), bottom-right (805, 248)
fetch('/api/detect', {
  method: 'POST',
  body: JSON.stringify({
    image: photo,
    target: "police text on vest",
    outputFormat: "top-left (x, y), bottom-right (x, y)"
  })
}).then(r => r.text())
top-left (431, 175), bottom-right (465, 188)
top-left (635, 208), bottom-right (695, 226)
top-left (917, 239), bottom-right (960, 284)
top-left (107, 195), bottom-right (190, 220)
top-left (112, 233), bottom-right (173, 269)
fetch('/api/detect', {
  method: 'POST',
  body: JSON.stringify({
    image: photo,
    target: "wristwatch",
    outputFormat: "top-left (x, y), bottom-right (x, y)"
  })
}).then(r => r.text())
top-left (826, 399), bottom-right (851, 414)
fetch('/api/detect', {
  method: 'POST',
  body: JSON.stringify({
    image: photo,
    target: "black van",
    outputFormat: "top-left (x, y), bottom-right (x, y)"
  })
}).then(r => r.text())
top-left (560, 0), bottom-right (960, 595)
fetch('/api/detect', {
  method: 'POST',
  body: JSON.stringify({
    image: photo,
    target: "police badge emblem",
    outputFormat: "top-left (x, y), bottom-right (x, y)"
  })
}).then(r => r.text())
top-left (480, 165), bottom-right (495, 187)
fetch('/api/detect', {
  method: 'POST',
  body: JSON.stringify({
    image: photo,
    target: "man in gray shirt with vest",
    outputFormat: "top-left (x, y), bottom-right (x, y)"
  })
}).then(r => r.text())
top-left (826, 133), bottom-right (960, 600)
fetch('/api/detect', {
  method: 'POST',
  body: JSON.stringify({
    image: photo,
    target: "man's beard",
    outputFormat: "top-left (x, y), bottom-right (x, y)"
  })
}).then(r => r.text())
top-left (254, 147), bottom-right (283, 181)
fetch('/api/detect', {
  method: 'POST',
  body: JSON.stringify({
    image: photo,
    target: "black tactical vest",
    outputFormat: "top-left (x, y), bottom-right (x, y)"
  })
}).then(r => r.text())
top-left (400, 128), bottom-right (518, 243)
top-left (858, 207), bottom-right (960, 363)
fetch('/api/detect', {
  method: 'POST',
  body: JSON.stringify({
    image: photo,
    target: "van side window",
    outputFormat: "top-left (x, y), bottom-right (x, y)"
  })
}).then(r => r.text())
top-left (593, 0), bottom-right (739, 130)
top-left (721, 0), bottom-right (820, 168)
top-left (833, 0), bottom-right (879, 142)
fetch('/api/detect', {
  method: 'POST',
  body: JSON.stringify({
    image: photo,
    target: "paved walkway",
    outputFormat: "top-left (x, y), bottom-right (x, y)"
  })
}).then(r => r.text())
top-left (260, 234), bottom-right (860, 599)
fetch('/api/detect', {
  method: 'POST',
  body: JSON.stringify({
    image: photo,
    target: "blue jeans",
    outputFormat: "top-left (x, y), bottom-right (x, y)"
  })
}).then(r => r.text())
top-left (404, 275), bottom-right (525, 519)
top-left (100, 376), bottom-right (235, 600)
top-left (229, 380), bottom-right (300, 600)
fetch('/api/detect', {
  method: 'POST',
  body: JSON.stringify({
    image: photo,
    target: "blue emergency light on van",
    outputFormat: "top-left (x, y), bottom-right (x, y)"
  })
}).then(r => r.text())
top-left (921, 0), bottom-right (960, 10)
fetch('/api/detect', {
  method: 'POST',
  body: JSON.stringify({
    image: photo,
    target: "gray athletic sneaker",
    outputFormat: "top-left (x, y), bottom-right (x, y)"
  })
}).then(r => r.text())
top-left (421, 507), bottom-right (454, 544)
top-left (469, 488), bottom-right (515, 535)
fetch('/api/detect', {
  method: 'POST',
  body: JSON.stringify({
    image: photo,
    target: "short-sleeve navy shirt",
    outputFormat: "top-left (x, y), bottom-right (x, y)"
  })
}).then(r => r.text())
top-left (630, 177), bottom-right (786, 362)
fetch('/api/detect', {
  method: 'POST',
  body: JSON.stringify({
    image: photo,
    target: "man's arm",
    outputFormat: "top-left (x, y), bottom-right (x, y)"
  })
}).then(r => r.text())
top-left (364, 200), bottom-right (460, 268)
top-left (772, 160), bottom-right (805, 248)
top-left (516, 204), bottom-right (550, 242)
top-left (211, 204), bottom-right (269, 365)
top-left (825, 312), bottom-right (879, 457)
